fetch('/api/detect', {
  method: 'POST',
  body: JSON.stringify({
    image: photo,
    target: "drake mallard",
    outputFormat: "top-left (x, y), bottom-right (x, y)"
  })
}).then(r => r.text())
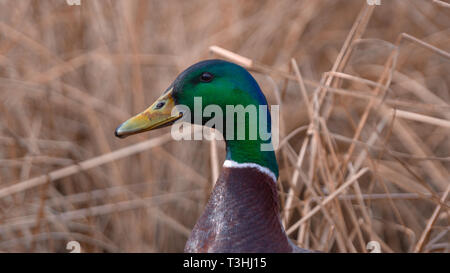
top-left (115, 59), bottom-right (310, 253)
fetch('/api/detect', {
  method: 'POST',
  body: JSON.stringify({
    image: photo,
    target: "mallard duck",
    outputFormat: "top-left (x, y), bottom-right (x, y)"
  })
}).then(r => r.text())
top-left (115, 59), bottom-right (310, 253)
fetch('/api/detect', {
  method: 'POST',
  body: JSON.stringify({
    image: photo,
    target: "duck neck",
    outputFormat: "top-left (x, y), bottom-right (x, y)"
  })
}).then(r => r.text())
top-left (225, 139), bottom-right (279, 179)
top-left (218, 91), bottom-right (279, 178)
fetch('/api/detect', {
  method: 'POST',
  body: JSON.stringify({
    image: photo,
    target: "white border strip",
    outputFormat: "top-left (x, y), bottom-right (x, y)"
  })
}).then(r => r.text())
top-left (223, 160), bottom-right (277, 183)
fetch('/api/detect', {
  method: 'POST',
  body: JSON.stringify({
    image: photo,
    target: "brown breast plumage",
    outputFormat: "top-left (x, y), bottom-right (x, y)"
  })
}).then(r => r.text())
top-left (184, 166), bottom-right (296, 253)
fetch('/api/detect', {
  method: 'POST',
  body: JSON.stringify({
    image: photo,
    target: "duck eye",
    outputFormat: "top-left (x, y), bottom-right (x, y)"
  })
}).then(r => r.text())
top-left (155, 101), bottom-right (165, 109)
top-left (200, 72), bottom-right (214, 83)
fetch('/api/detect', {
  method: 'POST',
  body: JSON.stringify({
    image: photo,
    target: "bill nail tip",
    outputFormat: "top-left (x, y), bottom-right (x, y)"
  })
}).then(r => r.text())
top-left (114, 129), bottom-right (124, 138)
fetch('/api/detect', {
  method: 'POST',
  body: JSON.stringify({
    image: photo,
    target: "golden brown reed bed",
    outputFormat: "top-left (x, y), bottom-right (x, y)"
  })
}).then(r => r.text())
top-left (0, 0), bottom-right (448, 253)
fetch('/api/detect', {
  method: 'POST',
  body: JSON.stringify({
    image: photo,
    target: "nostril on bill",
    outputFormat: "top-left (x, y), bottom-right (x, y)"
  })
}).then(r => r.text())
top-left (155, 101), bottom-right (165, 109)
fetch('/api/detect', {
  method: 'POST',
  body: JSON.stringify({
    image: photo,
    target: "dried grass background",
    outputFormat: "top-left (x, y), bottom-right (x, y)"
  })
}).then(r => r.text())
top-left (0, 0), bottom-right (449, 253)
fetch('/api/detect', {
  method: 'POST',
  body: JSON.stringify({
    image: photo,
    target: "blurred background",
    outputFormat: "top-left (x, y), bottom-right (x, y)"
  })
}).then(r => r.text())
top-left (0, 0), bottom-right (448, 252)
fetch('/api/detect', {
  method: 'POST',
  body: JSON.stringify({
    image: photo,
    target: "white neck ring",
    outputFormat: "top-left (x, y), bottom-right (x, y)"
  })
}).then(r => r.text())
top-left (223, 160), bottom-right (277, 183)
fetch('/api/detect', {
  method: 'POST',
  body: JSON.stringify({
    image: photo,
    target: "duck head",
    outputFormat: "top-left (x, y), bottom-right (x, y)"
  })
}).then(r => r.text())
top-left (115, 59), bottom-right (279, 178)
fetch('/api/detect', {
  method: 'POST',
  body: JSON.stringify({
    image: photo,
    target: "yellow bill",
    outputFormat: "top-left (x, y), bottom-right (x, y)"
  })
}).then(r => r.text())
top-left (114, 89), bottom-right (183, 138)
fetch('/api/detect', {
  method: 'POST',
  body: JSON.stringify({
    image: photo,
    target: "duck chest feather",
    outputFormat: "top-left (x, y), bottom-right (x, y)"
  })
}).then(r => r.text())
top-left (184, 166), bottom-right (294, 253)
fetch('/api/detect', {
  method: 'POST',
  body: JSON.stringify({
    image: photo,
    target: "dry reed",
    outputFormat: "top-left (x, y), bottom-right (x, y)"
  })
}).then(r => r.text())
top-left (0, 0), bottom-right (448, 253)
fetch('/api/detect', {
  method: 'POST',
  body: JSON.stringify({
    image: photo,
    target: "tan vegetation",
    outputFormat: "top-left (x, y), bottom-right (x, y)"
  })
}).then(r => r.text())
top-left (0, 0), bottom-right (448, 252)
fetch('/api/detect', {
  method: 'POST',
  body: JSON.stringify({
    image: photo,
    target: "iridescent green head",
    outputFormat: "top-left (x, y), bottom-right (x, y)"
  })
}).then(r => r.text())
top-left (115, 59), bottom-right (278, 178)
